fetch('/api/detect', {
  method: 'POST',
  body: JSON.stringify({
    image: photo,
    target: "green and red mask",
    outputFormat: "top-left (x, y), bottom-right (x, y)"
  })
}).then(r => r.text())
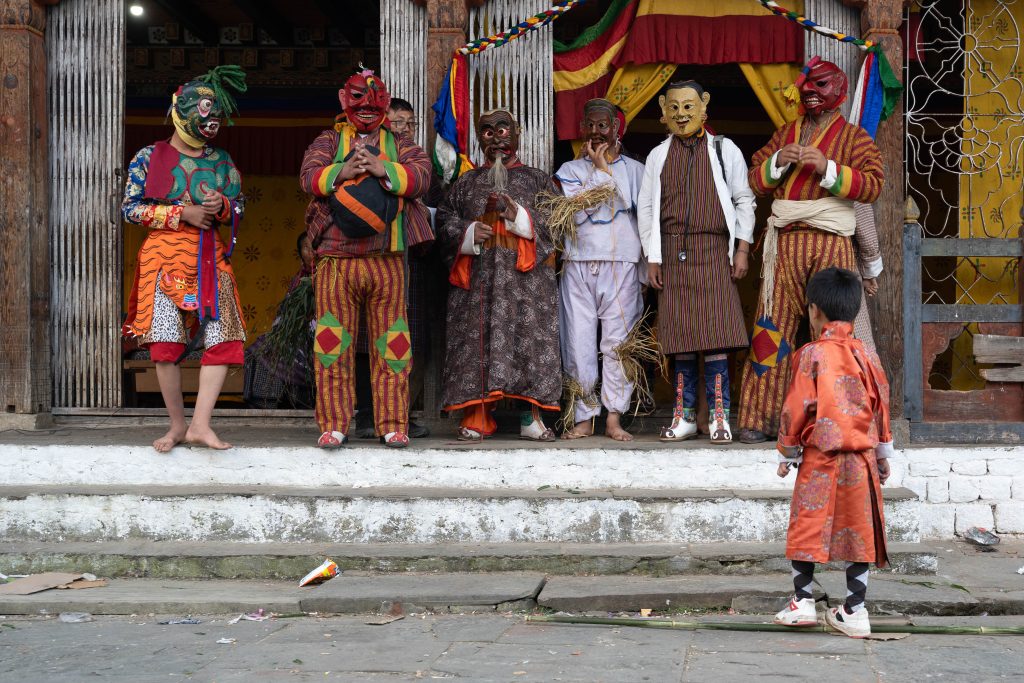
top-left (340, 70), bottom-right (391, 134)
top-left (172, 81), bottom-right (224, 148)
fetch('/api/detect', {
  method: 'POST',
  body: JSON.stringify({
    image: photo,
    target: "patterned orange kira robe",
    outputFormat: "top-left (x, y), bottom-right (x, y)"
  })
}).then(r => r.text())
top-left (777, 321), bottom-right (894, 567)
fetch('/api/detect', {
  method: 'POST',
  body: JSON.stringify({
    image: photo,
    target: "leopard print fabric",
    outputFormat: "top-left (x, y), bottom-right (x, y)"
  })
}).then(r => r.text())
top-left (143, 270), bottom-right (245, 347)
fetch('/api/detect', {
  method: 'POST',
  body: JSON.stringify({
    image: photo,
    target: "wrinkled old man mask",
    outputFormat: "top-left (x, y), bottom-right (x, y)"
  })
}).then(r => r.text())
top-left (580, 98), bottom-right (620, 149)
top-left (659, 84), bottom-right (709, 139)
top-left (477, 109), bottom-right (520, 163)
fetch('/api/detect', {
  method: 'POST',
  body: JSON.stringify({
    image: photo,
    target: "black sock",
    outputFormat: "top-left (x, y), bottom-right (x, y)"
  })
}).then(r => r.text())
top-left (792, 560), bottom-right (814, 600)
top-left (844, 562), bottom-right (869, 613)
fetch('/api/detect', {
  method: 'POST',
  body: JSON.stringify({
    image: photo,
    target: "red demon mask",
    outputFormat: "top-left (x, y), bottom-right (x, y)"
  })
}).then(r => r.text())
top-left (339, 70), bottom-right (391, 133)
top-left (798, 58), bottom-right (848, 116)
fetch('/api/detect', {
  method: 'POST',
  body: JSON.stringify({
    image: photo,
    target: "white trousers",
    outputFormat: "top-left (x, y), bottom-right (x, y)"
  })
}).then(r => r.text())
top-left (558, 261), bottom-right (643, 421)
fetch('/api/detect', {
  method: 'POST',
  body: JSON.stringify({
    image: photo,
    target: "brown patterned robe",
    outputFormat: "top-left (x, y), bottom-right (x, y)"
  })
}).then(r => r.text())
top-left (437, 165), bottom-right (561, 411)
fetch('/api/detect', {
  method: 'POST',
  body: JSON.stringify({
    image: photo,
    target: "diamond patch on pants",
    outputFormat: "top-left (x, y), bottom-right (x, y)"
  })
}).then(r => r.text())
top-left (314, 312), bottom-right (351, 369)
top-left (749, 315), bottom-right (791, 377)
top-left (375, 317), bottom-right (412, 373)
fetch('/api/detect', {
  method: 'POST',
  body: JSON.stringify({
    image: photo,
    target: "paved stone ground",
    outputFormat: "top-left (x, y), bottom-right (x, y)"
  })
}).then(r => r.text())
top-left (1, 612), bottom-right (1022, 682)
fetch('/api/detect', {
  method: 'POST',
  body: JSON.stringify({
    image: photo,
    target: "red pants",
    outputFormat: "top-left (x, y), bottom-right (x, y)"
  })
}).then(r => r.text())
top-left (313, 255), bottom-right (410, 436)
top-left (147, 341), bottom-right (244, 365)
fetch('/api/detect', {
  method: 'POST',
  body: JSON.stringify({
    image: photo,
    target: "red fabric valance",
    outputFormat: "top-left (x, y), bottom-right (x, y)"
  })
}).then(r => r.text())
top-left (616, 14), bottom-right (804, 66)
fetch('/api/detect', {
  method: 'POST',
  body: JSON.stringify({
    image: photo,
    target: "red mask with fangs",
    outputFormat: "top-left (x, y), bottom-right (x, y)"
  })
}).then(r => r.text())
top-left (339, 71), bottom-right (391, 134)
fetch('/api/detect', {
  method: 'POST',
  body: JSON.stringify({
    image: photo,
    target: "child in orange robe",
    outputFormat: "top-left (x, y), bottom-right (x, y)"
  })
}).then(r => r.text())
top-left (771, 267), bottom-right (894, 638)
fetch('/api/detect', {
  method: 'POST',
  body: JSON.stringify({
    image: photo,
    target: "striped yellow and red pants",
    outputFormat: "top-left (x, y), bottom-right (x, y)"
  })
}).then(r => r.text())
top-left (313, 254), bottom-right (411, 437)
top-left (739, 228), bottom-right (856, 434)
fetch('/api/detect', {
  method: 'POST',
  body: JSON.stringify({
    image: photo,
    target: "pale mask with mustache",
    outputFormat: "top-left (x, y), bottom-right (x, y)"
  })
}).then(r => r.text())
top-left (659, 86), bottom-right (709, 139)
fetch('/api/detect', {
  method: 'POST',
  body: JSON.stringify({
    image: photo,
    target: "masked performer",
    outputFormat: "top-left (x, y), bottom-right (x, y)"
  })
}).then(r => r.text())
top-left (437, 109), bottom-right (560, 441)
top-left (300, 70), bottom-right (433, 449)
top-left (637, 80), bottom-right (756, 444)
top-left (122, 65), bottom-right (247, 453)
top-left (737, 57), bottom-right (884, 444)
top-left (553, 99), bottom-right (645, 441)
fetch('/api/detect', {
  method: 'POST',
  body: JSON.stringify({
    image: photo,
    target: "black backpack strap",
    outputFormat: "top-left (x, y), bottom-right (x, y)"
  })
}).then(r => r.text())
top-left (714, 135), bottom-right (727, 185)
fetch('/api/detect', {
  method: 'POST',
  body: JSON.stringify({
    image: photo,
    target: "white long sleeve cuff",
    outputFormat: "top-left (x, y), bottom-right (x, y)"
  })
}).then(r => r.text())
top-left (460, 223), bottom-right (482, 255)
top-left (861, 256), bottom-right (884, 279)
top-left (819, 159), bottom-right (839, 189)
top-left (875, 441), bottom-right (895, 460)
top-left (769, 152), bottom-right (791, 181)
top-left (506, 204), bottom-right (533, 239)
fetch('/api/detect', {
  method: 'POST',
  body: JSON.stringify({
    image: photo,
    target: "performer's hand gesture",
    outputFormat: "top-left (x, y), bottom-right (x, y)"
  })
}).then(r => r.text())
top-left (799, 146), bottom-right (828, 174)
top-left (777, 143), bottom-right (802, 166)
top-left (339, 153), bottom-right (363, 182)
top-left (181, 204), bottom-right (214, 229)
top-left (471, 221), bottom-right (494, 245)
top-left (584, 140), bottom-right (610, 174)
top-left (497, 193), bottom-right (520, 222)
top-left (353, 146), bottom-right (386, 179)
top-left (777, 462), bottom-right (793, 478)
top-left (862, 277), bottom-right (878, 297)
top-left (647, 263), bottom-right (663, 290)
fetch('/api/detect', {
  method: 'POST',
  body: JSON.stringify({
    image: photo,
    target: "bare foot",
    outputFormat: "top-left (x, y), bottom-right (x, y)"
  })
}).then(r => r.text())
top-left (605, 413), bottom-right (633, 442)
top-left (561, 420), bottom-right (593, 440)
top-left (153, 426), bottom-right (187, 453)
top-left (184, 425), bottom-right (232, 450)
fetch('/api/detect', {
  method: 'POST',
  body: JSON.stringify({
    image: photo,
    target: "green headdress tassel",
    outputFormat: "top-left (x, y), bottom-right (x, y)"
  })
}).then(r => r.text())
top-left (195, 64), bottom-right (248, 124)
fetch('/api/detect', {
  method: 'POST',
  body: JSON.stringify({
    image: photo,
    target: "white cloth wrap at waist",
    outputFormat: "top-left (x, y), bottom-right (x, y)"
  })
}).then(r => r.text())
top-left (761, 197), bottom-right (857, 318)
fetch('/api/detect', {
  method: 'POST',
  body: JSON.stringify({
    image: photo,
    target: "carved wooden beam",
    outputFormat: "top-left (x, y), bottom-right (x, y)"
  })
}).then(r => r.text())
top-left (150, 0), bottom-right (219, 45)
top-left (311, 0), bottom-right (365, 47)
top-left (233, 0), bottom-right (294, 46)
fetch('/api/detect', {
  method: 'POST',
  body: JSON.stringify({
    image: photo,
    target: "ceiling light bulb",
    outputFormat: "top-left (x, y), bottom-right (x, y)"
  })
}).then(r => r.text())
top-left (129, 4), bottom-right (144, 17)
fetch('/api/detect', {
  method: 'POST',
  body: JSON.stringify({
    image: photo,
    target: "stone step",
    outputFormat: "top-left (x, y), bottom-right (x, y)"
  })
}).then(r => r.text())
top-left (0, 574), bottom-right (547, 616)
top-left (0, 570), bottom-right (1014, 617)
top-left (536, 573), bottom-right (1009, 617)
top-left (0, 540), bottom-right (939, 579)
top-left (0, 486), bottom-right (922, 545)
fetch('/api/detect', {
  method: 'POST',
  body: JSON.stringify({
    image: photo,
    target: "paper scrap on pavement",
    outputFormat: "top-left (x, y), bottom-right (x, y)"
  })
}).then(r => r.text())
top-left (58, 579), bottom-right (108, 590)
top-left (365, 614), bottom-right (405, 626)
top-left (216, 638), bottom-right (237, 644)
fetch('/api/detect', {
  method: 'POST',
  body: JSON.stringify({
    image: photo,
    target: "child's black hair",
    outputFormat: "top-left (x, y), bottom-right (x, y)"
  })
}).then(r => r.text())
top-left (806, 266), bottom-right (862, 323)
top-left (296, 231), bottom-right (309, 255)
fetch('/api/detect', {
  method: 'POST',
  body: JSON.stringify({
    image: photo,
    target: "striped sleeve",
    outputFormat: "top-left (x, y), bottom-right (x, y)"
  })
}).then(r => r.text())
top-left (748, 125), bottom-right (790, 197)
top-left (823, 128), bottom-right (884, 203)
top-left (300, 129), bottom-right (344, 198)
top-left (380, 136), bottom-right (431, 199)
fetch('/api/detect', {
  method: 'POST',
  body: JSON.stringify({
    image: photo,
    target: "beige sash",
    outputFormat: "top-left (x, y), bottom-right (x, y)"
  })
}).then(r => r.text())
top-left (761, 197), bottom-right (856, 318)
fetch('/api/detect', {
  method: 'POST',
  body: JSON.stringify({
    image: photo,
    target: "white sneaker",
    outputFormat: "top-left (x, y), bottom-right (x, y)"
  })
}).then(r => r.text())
top-left (660, 413), bottom-right (698, 441)
top-left (709, 414), bottom-right (732, 444)
top-left (773, 596), bottom-right (818, 627)
top-left (825, 605), bottom-right (871, 638)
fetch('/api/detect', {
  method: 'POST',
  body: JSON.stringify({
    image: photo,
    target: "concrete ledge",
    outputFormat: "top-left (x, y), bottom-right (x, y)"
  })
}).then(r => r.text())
top-left (537, 573), bottom-right (986, 616)
top-left (0, 574), bottom-right (545, 616)
top-left (0, 540), bottom-right (939, 578)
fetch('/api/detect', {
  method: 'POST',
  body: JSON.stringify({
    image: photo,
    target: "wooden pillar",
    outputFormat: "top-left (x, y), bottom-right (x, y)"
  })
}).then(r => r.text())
top-left (426, 0), bottom-right (467, 154)
top-left (0, 0), bottom-right (53, 425)
top-left (858, 0), bottom-right (906, 419)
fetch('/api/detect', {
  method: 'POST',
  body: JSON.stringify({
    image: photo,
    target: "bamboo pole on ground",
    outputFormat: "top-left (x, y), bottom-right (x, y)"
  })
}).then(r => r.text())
top-left (525, 614), bottom-right (1024, 636)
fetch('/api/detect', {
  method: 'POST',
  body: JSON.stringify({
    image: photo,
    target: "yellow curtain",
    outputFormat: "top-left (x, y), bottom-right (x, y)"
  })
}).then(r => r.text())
top-left (607, 62), bottom-right (678, 126)
top-left (951, 0), bottom-right (1022, 389)
top-left (738, 62), bottom-right (802, 128)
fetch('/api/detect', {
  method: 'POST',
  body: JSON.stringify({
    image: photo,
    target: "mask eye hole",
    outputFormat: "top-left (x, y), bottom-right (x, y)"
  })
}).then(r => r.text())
top-left (496, 126), bottom-right (510, 137)
top-left (197, 98), bottom-right (213, 117)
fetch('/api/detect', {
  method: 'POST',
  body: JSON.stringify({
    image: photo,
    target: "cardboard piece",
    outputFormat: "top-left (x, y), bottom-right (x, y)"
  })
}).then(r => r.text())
top-left (58, 579), bottom-right (108, 590)
top-left (0, 573), bottom-right (85, 596)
